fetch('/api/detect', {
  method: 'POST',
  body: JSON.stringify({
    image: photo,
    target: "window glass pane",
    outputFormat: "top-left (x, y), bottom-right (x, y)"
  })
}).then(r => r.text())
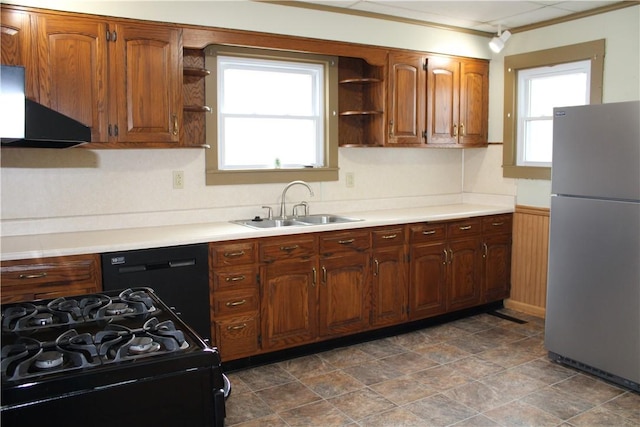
top-left (221, 66), bottom-right (318, 115)
top-left (529, 73), bottom-right (588, 117)
top-left (523, 119), bottom-right (553, 164)
top-left (221, 118), bottom-right (318, 169)
top-left (517, 60), bottom-right (590, 166)
top-left (217, 55), bottom-right (324, 171)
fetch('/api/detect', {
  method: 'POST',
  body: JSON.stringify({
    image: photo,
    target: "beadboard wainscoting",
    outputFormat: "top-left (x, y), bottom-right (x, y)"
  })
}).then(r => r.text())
top-left (505, 205), bottom-right (550, 318)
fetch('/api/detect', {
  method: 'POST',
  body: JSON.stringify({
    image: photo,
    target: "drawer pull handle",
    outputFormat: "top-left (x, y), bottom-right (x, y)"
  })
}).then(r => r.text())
top-left (422, 230), bottom-right (436, 235)
top-left (227, 324), bottom-right (246, 331)
top-left (492, 222), bottom-right (504, 226)
top-left (19, 273), bottom-right (47, 279)
top-left (280, 245), bottom-right (299, 252)
top-left (225, 275), bottom-right (246, 282)
top-left (224, 251), bottom-right (245, 258)
top-left (382, 234), bottom-right (397, 240)
top-left (226, 299), bottom-right (247, 307)
top-left (338, 239), bottom-right (355, 245)
top-left (373, 258), bottom-right (379, 276)
top-left (459, 225), bottom-right (472, 231)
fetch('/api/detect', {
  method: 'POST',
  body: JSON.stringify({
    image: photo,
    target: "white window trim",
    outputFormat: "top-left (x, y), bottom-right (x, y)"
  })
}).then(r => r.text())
top-left (516, 60), bottom-right (591, 168)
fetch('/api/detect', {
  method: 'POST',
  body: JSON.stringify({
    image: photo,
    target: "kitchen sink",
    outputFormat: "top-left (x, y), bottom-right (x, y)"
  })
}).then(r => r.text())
top-left (232, 218), bottom-right (306, 229)
top-left (295, 214), bottom-right (362, 225)
top-left (232, 214), bottom-right (362, 229)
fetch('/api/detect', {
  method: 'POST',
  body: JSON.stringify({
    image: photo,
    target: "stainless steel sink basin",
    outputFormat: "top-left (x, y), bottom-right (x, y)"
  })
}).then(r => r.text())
top-left (232, 214), bottom-right (362, 229)
top-left (232, 218), bottom-right (306, 229)
top-left (295, 214), bottom-right (362, 225)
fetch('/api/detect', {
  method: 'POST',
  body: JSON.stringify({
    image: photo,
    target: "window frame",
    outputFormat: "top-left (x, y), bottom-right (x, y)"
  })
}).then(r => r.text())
top-left (205, 46), bottom-right (339, 185)
top-left (502, 39), bottom-right (605, 180)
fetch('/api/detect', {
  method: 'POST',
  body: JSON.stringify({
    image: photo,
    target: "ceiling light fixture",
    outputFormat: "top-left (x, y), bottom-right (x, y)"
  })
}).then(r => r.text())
top-left (489, 25), bottom-right (511, 53)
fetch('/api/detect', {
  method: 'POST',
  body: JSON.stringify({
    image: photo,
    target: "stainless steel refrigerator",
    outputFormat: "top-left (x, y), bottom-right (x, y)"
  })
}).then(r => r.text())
top-left (545, 100), bottom-right (640, 392)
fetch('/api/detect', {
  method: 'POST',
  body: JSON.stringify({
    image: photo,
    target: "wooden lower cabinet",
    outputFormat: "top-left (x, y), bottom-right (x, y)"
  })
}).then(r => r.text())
top-left (481, 214), bottom-right (513, 302)
top-left (318, 230), bottom-right (371, 337)
top-left (209, 240), bottom-right (260, 361)
top-left (209, 214), bottom-right (511, 361)
top-left (0, 254), bottom-right (102, 304)
top-left (371, 245), bottom-right (407, 326)
top-left (408, 240), bottom-right (448, 319)
top-left (261, 257), bottom-right (318, 351)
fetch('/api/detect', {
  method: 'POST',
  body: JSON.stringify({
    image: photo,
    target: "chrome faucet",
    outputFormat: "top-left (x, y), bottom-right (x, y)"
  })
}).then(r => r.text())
top-left (280, 180), bottom-right (314, 218)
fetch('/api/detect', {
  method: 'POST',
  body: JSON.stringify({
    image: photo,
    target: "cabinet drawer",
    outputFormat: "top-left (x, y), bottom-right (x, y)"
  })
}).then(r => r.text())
top-left (319, 230), bottom-right (370, 254)
top-left (210, 241), bottom-right (256, 267)
top-left (372, 227), bottom-right (405, 248)
top-left (482, 214), bottom-right (513, 234)
top-left (212, 266), bottom-right (258, 292)
top-left (213, 314), bottom-right (260, 361)
top-left (260, 236), bottom-right (316, 263)
top-left (408, 223), bottom-right (446, 243)
top-left (212, 289), bottom-right (259, 317)
top-left (447, 218), bottom-right (482, 239)
top-left (1, 254), bottom-right (101, 304)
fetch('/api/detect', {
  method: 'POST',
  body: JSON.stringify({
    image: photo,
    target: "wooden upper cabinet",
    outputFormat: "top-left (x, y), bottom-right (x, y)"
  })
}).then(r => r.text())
top-left (1, 8), bottom-right (38, 100)
top-left (458, 60), bottom-right (489, 146)
top-left (35, 15), bottom-right (108, 142)
top-left (14, 7), bottom-right (183, 146)
top-left (387, 52), bottom-right (426, 146)
top-left (110, 24), bottom-right (182, 144)
top-left (425, 55), bottom-right (488, 147)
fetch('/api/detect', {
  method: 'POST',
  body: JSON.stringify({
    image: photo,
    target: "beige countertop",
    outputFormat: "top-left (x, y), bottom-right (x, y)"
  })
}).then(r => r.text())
top-left (0, 203), bottom-right (513, 261)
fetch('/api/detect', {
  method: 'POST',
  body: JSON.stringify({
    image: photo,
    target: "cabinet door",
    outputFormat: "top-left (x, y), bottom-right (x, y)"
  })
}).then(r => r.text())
top-left (425, 56), bottom-right (459, 145)
top-left (111, 24), bottom-right (182, 144)
top-left (408, 241), bottom-right (447, 319)
top-left (447, 238), bottom-right (482, 311)
top-left (482, 233), bottom-right (512, 302)
top-left (1, 9), bottom-right (38, 100)
top-left (261, 258), bottom-right (317, 350)
top-left (35, 14), bottom-right (109, 141)
top-left (319, 252), bottom-right (370, 337)
top-left (387, 52), bottom-right (426, 145)
top-left (458, 60), bottom-right (488, 146)
top-left (371, 245), bottom-right (406, 327)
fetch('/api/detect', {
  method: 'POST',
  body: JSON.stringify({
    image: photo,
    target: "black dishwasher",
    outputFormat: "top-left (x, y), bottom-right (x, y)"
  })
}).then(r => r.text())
top-left (101, 243), bottom-right (211, 342)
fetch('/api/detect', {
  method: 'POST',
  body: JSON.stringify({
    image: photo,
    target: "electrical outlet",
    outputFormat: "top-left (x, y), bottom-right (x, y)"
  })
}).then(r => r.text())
top-left (173, 171), bottom-right (184, 189)
top-left (345, 172), bottom-right (355, 188)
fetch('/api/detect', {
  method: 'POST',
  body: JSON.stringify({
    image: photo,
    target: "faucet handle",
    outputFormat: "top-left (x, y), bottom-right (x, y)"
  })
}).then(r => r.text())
top-left (293, 201), bottom-right (309, 217)
top-left (261, 206), bottom-right (273, 220)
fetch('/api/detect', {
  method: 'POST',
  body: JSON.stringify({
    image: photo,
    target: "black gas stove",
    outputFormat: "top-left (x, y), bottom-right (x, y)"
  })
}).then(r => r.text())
top-left (1, 287), bottom-right (226, 427)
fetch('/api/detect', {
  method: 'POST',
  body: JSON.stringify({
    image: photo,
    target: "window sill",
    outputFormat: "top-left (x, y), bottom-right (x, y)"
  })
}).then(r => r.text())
top-left (503, 165), bottom-right (551, 180)
top-left (205, 167), bottom-right (339, 185)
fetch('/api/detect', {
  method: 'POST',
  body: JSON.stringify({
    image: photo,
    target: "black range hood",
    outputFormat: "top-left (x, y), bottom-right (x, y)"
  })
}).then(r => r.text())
top-left (1, 65), bottom-right (91, 148)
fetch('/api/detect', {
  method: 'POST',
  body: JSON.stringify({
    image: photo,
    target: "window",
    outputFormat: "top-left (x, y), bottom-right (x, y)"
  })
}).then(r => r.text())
top-left (516, 60), bottom-right (591, 167)
top-left (502, 40), bottom-right (604, 179)
top-left (205, 46), bottom-right (339, 185)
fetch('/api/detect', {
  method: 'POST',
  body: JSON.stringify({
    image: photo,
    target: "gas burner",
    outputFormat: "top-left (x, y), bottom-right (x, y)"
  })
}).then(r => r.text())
top-left (34, 351), bottom-right (64, 369)
top-left (128, 337), bottom-right (161, 355)
top-left (105, 303), bottom-right (133, 316)
top-left (120, 288), bottom-right (156, 312)
top-left (30, 313), bottom-right (54, 326)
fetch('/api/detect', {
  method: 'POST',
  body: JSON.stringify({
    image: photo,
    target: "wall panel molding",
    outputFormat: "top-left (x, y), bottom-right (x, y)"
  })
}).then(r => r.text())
top-left (505, 204), bottom-right (550, 318)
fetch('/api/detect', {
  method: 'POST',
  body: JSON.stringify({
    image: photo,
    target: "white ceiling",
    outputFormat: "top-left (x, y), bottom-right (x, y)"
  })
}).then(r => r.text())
top-left (295, 1), bottom-right (625, 34)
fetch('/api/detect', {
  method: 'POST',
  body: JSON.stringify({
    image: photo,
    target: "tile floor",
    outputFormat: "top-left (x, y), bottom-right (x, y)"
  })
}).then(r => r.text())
top-left (223, 310), bottom-right (639, 426)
